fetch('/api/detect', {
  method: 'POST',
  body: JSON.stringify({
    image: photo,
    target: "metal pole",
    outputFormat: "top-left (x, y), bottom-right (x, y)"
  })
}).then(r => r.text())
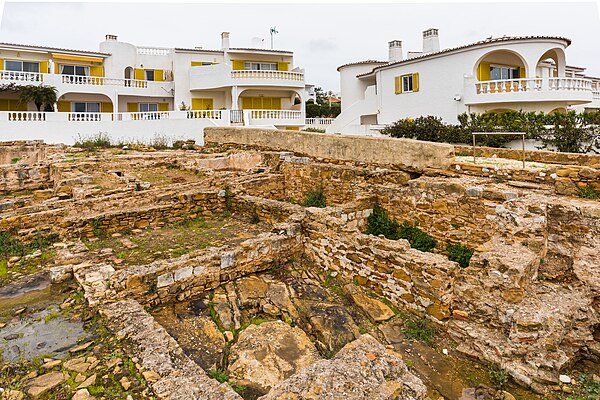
top-left (522, 134), bottom-right (525, 169)
top-left (473, 134), bottom-right (476, 164)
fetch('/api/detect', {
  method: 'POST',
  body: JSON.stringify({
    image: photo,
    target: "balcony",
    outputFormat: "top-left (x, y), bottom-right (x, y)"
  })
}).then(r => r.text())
top-left (0, 71), bottom-right (174, 97)
top-left (189, 64), bottom-right (304, 90)
top-left (464, 77), bottom-right (593, 105)
top-left (244, 109), bottom-right (304, 126)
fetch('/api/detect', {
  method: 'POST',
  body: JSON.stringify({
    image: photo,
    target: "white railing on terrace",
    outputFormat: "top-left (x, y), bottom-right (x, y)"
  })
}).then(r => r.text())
top-left (187, 110), bottom-right (225, 119)
top-left (7, 111), bottom-right (46, 121)
top-left (0, 70), bottom-right (42, 82)
top-left (593, 91), bottom-right (600, 100)
top-left (305, 118), bottom-right (335, 125)
top-left (248, 110), bottom-right (302, 120)
top-left (231, 70), bottom-right (304, 81)
top-left (136, 47), bottom-right (171, 56)
top-left (476, 77), bottom-right (592, 94)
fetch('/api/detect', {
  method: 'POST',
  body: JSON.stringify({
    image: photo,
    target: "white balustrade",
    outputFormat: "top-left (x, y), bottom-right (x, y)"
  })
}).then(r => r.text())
top-left (118, 111), bottom-right (170, 121)
top-left (231, 70), bottom-right (304, 81)
top-left (7, 111), bottom-right (46, 121)
top-left (136, 47), bottom-right (171, 56)
top-left (249, 110), bottom-right (302, 120)
top-left (68, 112), bottom-right (107, 122)
top-left (0, 70), bottom-right (42, 82)
top-left (305, 118), bottom-right (335, 125)
top-left (187, 110), bottom-right (224, 119)
top-left (475, 77), bottom-right (593, 95)
top-left (60, 74), bottom-right (150, 88)
top-left (593, 91), bottom-right (600, 100)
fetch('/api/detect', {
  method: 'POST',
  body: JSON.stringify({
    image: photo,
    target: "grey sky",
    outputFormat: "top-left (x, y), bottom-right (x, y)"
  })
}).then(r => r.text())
top-left (1, 2), bottom-right (599, 91)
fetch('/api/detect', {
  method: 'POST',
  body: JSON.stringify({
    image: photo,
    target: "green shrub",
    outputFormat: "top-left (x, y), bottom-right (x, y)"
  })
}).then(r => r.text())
top-left (576, 186), bottom-right (600, 200)
top-left (302, 186), bottom-right (326, 208)
top-left (10, 157), bottom-right (21, 164)
top-left (209, 369), bottom-right (229, 383)
top-left (302, 127), bottom-right (326, 133)
top-left (402, 318), bottom-right (437, 343)
top-left (446, 243), bottom-right (474, 268)
top-left (74, 132), bottom-right (112, 150)
top-left (398, 223), bottom-right (437, 252)
top-left (365, 204), bottom-right (400, 240)
top-left (488, 363), bottom-right (509, 390)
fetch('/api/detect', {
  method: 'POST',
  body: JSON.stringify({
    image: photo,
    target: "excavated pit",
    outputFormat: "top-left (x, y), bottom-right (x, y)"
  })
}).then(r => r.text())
top-left (1, 139), bottom-right (599, 400)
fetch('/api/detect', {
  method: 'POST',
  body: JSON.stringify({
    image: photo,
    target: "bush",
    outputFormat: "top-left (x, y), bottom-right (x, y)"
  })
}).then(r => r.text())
top-left (365, 204), bottom-right (400, 240)
top-left (302, 127), bottom-right (326, 133)
top-left (488, 363), bottom-right (509, 390)
top-left (302, 186), bottom-right (326, 208)
top-left (576, 186), bottom-right (600, 200)
top-left (398, 223), bottom-right (437, 252)
top-left (446, 243), bottom-right (474, 268)
top-left (74, 132), bottom-right (112, 150)
top-left (402, 318), bottom-right (437, 343)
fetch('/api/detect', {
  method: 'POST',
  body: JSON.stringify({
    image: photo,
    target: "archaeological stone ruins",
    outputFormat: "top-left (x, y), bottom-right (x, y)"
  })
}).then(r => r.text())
top-left (0, 128), bottom-right (599, 400)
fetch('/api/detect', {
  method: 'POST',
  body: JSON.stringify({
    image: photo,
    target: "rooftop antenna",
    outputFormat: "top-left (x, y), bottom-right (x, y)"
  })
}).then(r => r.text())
top-left (270, 26), bottom-right (279, 49)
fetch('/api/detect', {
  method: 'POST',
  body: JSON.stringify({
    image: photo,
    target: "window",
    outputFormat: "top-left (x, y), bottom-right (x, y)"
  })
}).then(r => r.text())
top-left (72, 102), bottom-right (100, 113)
top-left (244, 62), bottom-right (278, 71)
top-left (60, 65), bottom-right (89, 76)
top-left (5, 60), bottom-right (40, 73)
top-left (490, 65), bottom-right (520, 80)
top-left (402, 75), bottom-right (413, 92)
top-left (145, 70), bottom-right (155, 81)
top-left (139, 103), bottom-right (158, 112)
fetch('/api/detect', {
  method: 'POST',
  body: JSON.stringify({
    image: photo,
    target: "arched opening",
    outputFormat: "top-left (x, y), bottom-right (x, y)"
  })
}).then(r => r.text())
top-left (535, 48), bottom-right (566, 78)
top-left (124, 66), bottom-right (133, 80)
top-left (474, 50), bottom-right (528, 82)
top-left (57, 93), bottom-right (114, 120)
top-left (550, 107), bottom-right (567, 114)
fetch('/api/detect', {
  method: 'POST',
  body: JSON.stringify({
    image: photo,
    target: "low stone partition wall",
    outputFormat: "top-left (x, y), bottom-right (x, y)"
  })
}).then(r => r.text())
top-left (110, 228), bottom-right (303, 306)
top-left (303, 208), bottom-right (459, 322)
top-left (231, 194), bottom-right (305, 225)
top-left (205, 127), bottom-right (455, 170)
top-left (0, 164), bottom-right (52, 193)
top-left (0, 140), bottom-right (47, 165)
top-left (455, 144), bottom-right (600, 167)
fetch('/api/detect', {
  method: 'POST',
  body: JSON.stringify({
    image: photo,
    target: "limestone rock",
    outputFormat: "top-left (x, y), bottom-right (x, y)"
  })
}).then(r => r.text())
top-left (23, 371), bottom-right (68, 398)
top-left (300, 302), bottom-right (361, 355)
top-left (345, 284), bottom-right (395, 322)
top-left (77, 374), bottom-right (96, 389)
top-left (236, 275), bottom-right (269, 307)
top-left (228, 321), bottom-right (321, 395)
top-left (259, 334), bottom-right (428, 400)
top-left (72, 388), bottom-right (94, 400)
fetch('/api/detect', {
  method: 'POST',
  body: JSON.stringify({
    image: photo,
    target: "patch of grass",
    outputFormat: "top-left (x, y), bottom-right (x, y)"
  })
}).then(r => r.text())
top-left (249, 209), bottom-right (260, 224)
top-left (446, 243), bottom-right (474, 268)
top-left (487, 363), bottom-right (509, 390)
top-left (302, 186), bottom-right (326, 208)
top-left (0, 260), bottom-right (7, 279)
top-left (576, 186), bottom-right (600, 200)
top-left (91, 218), bottom-right (105, 237)
top-left (44, 311), bottom-right (59, 323)
top-left (209, 368), bottom-right (229, 383)
top-left (229, 382), bottom-right (246, 395)
top-left (116, 251), bottom-right (128, 260)
top-left (402, 318), bottom-right (437, 344)
top-left (10, 157), bottom-right (21, 164)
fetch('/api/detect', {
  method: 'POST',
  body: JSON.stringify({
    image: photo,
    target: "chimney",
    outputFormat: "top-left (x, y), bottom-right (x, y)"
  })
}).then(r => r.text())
top-left (388, 40), bottom-right (403, 63)
top-left (221, 32), bottom-right (230, 50)
top-left (422, 28), bottom-right (440, 54)
top-left (105, 34), bottom-right (118, 41)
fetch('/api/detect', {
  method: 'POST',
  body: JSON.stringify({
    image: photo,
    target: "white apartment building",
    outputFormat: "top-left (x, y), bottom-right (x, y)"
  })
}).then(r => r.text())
top-left (0, 32), bottom-right (307, 144)
top-left (330, 29), bottom-right (600, 135)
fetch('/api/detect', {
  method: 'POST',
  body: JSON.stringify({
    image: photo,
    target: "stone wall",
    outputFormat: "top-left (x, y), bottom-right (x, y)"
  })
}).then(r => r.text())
top-left (0, 164), bottom-right (52, 193)
top-left (455, 144), bottom-right (600, 167)
top-left (0, 140), bottom-right (47, 165)
top-left (205, 127), bottom-right (455, 170)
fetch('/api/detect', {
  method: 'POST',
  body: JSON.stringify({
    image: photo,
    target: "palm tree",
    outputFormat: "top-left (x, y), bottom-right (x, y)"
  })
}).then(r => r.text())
top-left (18, 84), bottom-right (58, 111)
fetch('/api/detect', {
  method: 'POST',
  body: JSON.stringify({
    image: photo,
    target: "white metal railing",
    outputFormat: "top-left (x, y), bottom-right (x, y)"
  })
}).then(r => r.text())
top-left (7, 111), bottom-right (46, 121)
top-left (305, 118), bottom-right (335, 125)
top-left (187, 110), bottom-right (224, 119)
top-left (136, 47), bottom-right (171, 56)
top-left (0, 70), bottom-right (43, 82)
top-left (248, 110), bottom-right (302, 120)
top-left (231, 70), bottom-right (304, 81)
top-left (476, 77), bottom-right (592, 94)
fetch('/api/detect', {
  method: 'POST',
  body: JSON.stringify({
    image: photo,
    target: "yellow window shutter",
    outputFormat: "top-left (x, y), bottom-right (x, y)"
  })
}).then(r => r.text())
top-left (272, 98), bottom-right (281, 110)
top-left (0, 59), bottom-right (3, 70)
top-left (127, 102), bottom-right (138, 112)
top-left (57, 101), bottom-right (70, 112)
top-left (277, 62), bottom-right (289, 71)
top-left (154, 69), bottom-right (164, 81)
top-left (204, 99), bottom-right (214, 110)
top-left (191, 61), bottom-right (203, 67)
top-left (0, 99), bottom-right (8, 111)
top-left (101, 102), bottom-right (113, 113)
top-left (233, 60), bottom-right (245, 70)
top-left (412, 73), bottom-right (419, 92)
top-left (241, 97), bottom-right (252, 109)
top-left (90, 66), bottom-right (104, 77)
top-left (158, 103), bottom-right (169, 111)
top-left (395, 76), bottom-right (402, 94)
top-left (478, 62), bottom-right (491, 81)
top-left (519, 67), bottom-right (526, 79)
top-left (39, 61), bottom-right (48, 74)
top-left (134, 69), bottom-right (144, 80)
top-left (55, 63), bottom-right (60, 74)
top-left (252, 97), bottom-right (263, 109)
top-left (191, 98), bottom-right (202, 110)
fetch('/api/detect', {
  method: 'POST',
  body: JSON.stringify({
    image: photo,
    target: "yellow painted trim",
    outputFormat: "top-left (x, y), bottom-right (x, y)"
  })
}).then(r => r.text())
top-left (191, 61), bottom-right (216, 67)
top-left (90, 66), bottom-right (104, 77)
top-left (477, 62), bottom-right (491, 81)
top-left (57, 101), bottom-right (70, 112)
top-left (101, 102), bottom-right (113, 113)
top-left (286, 126), bottom-right (299, 131)
top-left (39, 61), bottom-right (49, 74)
top-left (0, 59), bottom-right (3, 70)
top-left (158, 103), bottom-right (169, 111)
top-left (0, 99), bottom-right (28, 111)
top-left (191, 98), bottom-right (214, 110)
top-left (51, 53), bottom-right (103, 63)
top-left (127, 103), bottom-right (138, 112)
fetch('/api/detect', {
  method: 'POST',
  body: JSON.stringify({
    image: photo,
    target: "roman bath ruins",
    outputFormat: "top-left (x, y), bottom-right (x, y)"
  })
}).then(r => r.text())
top-left (0, 128), bottom-right (598, 400)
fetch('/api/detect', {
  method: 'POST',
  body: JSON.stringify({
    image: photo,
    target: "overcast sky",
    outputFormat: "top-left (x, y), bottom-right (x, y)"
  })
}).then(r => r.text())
top-left (1, 1), bottom-right (599, 91)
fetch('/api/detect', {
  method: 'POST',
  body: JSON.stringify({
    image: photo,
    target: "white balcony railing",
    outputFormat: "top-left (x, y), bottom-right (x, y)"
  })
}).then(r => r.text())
top-left (476, 77), bottom-right (592, 94)
top-left (187, 110), bottom-right (225, 120)
top-left (0, 70), bottom-right (43, 82)
top-left (60, 75), bottom-right (151, 88)
top-left (593, 91), bottom-right (600, 100)
top-left (0, 110), bottom-right (228, 123)
top-left (7, 111), bottom-right (46, 121)
top-left (231, 70), bottom-right (304, 81)
top-left (248, 110), bottom-right (302, 120)
top-left (305, 118), bottom-right (335, 125)
top-left (136, 47), bottom-right (171, 56)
